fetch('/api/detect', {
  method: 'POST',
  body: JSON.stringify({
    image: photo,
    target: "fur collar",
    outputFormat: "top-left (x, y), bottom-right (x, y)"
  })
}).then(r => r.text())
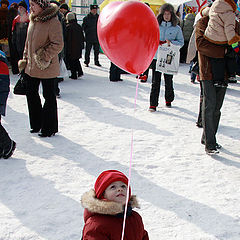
top-left (30, 3), bottom-right (58, 23)
top-left (81, 189), bottom-right (140, 216)
top-left (225, 0), bottom-right (237, 12)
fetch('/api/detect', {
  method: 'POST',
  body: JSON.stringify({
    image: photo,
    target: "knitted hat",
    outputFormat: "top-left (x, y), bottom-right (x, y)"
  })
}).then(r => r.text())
top-left (66, 12), bottom-right (75, 23)
top-left (31, 0), bottom-right (50, 9)
top-left (59, 3), bottom-right (69, 10)
top-left (18, 1), bottom-right (28, 10)
top-left (90, 4), bottom-right (98, 10)
top-left (0, 0), bottom-right (9, 7)
top-left (94, 170), bottom-right (130, 199)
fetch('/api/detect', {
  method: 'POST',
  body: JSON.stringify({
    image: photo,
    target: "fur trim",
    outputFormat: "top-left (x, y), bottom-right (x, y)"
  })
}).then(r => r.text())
top-left (30, 4), bottom-right (59, 23)
top-left (81, 189), bottom-right (140, 215)
top-left (18, 59), bottom-right (27, 72)
top-left (33, 47), bottom-right (51, 70)
top-left (228, 34), bottom-right (240, 45)
top-left (224, 0), bottom-right (237, 12)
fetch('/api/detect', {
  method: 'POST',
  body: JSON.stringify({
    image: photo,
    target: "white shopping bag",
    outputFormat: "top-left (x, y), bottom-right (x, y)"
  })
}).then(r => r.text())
top-left (156, 43), bottom-right (181, 75)
top-left (59, 59), bottom-right (68, 78)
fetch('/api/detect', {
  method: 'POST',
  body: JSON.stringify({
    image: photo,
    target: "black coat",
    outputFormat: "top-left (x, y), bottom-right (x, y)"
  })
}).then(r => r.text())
top-left (65, 20), bottom-right (85, 60)
top-left (0, 7), bottom-right (8, 39)
top-left (82, 13), bottom-right (99, 43)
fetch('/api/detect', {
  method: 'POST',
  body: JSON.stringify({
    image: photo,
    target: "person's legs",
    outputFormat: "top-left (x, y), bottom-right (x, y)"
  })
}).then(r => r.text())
top-left (201, 80), bottom-right (218, 150)
top-left (150, 71), bottom-right (162, 108)
top-left (25, 74), bottom-right (42, 131)
top-left (40, 78), bottom-right (58, 135)
top-left (93, 42), bottom-right (100, 65)
top-left (196, 81), bottom-right (203, 127)
top-left (84, 42), bottom-right (92, 65)
top-left (76, 59), bottom-right (83, 76)
top-left (69, 59), bottom-right (77, 79)
top-left (109, 62), bottom-right (121, 81)
top-left (0, 117), bottom-right (16, 159)
top-left (164, 74), bottom-right (174, 105)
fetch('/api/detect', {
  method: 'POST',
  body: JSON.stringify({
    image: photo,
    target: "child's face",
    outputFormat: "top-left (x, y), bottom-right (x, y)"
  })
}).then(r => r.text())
top-left (103, 181), bottom-right (127, 205)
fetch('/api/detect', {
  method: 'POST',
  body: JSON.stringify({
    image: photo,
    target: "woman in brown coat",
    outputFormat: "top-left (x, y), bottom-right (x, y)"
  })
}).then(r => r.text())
top-left (18, 0), bottom-right (63, 137)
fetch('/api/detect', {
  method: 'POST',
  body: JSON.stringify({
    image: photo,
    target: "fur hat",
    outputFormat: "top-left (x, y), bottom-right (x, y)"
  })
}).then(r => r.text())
top-left (66, 12), bottom-right (75, 23)
top-left (0, 0), bottom-right (9, 7)
top-left (59, 3), bottom-right (69, 10)
top-left (18, 1), bottom-right (28, 10)
top-left (50, 0), bottom-right (60, 6)
top-left (90, 4), bottom-right (98, 10)
top-left (94, 170), bottom-right (130, 199)
top-left (31, 0), bottom-right (50, 9)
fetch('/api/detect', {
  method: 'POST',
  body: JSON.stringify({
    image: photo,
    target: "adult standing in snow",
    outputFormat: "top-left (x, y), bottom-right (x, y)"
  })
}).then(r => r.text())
top-left (65, 12), bottom-right (84, 79)
top-left (149, 3), bottom-right (184, 111)
top-left (18, 0), bottom-right (63, 137)
top-left (195, 15), bottom-right (227, 155)
top-left (82, 4), bottom-right (101, 67)
top-left (12, 1), bottom-right (29, 63)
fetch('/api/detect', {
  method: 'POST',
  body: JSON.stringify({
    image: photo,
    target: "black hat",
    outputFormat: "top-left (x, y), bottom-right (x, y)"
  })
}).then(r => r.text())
top-left (90, 4), bottom-right (98, 10)
top-left (59, 3), bottom-right (69, 10)
top-left (18, 1), bottom-right (28, 10)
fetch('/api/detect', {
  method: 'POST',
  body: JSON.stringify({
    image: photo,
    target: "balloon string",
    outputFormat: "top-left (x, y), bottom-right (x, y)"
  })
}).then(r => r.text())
top-left (121, 78), bottom-right (139, 240)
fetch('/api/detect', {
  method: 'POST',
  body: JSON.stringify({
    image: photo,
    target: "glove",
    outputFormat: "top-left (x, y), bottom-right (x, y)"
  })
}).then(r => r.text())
top-left (231, 42), bottom-right (240, 53)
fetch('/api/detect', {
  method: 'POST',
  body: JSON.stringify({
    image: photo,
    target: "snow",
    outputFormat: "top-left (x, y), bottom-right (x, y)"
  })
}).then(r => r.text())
top-left (0, 53), bottom-right (240, 240)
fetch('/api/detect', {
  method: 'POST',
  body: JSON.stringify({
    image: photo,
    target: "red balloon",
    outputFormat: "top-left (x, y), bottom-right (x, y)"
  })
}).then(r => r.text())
top-left (97, 1), bottom-right (160, 75)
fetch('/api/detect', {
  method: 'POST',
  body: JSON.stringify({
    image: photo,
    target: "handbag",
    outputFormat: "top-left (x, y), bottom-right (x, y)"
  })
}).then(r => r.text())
top-left (156, 43), bottom-right (181, 75)
top-left (13, 73), bottom-right (27, 95)
top-left (59, 59), bottom-right (68, 78)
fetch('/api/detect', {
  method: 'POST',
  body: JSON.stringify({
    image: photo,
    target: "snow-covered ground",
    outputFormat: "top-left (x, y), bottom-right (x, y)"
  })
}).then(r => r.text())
top-left (1, 53), bottom-right (239, 240)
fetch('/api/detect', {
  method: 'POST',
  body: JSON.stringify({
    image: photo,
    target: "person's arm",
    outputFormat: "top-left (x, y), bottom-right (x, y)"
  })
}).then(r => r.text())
top-left (82, 222), bottom-right (109, 240)
top-left (33, 18), bottom-right (64, 70)
top-left (171, 26), bottom-right (184, 47)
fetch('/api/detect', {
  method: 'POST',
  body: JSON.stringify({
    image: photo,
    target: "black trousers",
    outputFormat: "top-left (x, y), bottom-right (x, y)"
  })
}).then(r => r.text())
top-left (141, 59), bottom-right (156, 81)
top-left (25, 74), bottom-right (58, 135)
top-left (150, 71), bottom-right (174, 107)
top-left (196, 81), bottom-right (203, 126)
top-left (201, 80), bottom-right (226, 149)
top-left (109, 62), bottom-right (121, 81)
top-left (84, 42), bottom-right (100, 64)
top-left (0, 120), bottom-right (11, 153)
top-left (69, 58), bottom-right (83, 77)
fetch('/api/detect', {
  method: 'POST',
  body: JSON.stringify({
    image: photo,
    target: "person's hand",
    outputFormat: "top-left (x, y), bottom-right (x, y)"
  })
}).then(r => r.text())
top-left (166, 40), bottom-right (171, 46)
top-left (231, 42), bottom-right (240, 53)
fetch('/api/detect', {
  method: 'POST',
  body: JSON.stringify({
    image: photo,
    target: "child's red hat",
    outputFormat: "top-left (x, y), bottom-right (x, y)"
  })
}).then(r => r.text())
top-left (94, 170), bottom-right (130, 199)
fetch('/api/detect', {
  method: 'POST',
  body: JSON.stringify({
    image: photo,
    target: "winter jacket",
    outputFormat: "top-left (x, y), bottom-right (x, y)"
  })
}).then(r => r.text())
top-left (12, 14), bottom-right (29, 58)
top-left (82, 12), bottom-right (99, 43)
top-left (18, 4), bottom-right (63, 79)
top-left (154, 21), bottom-right (184, 59)
top-left (65, 20), bottom-right (84, 60)
top-left (182, 13), bottom-right (195, 41)
top-left (195, 16), bottom-right (227, 80)
top-left (0, 50), bottom-right (10, 116)
top-left (202, 0), bottom-right (240, 45)
top-left (81, 189), bottom-right (149, 240)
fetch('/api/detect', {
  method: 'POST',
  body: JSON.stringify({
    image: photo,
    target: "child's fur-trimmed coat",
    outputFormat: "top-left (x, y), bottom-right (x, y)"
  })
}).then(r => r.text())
top-left (81, 189), bottom-right (149, 240)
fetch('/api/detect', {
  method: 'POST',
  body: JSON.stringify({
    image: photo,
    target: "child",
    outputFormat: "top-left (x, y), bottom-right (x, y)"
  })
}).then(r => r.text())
top-left (81, 170), bottom-right (149, 240)
top-left (202, 0), bottom-right (240, 87)
top-left (0, 50), bottom-right (16, 159)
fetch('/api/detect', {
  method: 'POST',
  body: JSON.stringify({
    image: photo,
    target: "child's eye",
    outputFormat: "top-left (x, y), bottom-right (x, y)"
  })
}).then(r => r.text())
top-left (121, 185), bottom-right (127, 189)
top-left (110, 185), bottom-right (116, 189)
